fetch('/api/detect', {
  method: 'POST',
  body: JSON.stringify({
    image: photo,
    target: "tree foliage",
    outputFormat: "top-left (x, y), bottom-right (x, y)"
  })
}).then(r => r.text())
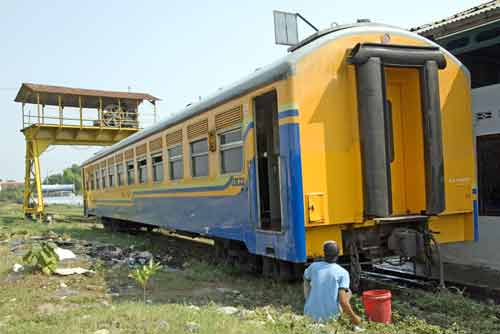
top-left (44, 164), bottom-right (82, 194)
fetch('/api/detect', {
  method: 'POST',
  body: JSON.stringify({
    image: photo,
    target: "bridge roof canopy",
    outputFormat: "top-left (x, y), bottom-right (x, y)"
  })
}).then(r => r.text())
top-left (14, 83), bottom-right (159, 109)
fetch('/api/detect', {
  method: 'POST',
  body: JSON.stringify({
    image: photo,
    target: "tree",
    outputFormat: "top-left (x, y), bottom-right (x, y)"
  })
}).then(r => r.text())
top-left (44, 173), bottom-right (64, 185)
top-left (43, 164), bottom-right (82, 194)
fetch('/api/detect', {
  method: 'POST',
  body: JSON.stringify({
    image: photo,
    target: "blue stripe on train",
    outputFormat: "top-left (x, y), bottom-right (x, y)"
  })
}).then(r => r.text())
top-left (134, 177), bottom-right (234, 195)
top-left (278, 109), bottom-right (299, 119)
top-left (473, 198), bottom-right (479, 242)
top-left (242, 121), bottom-right (254, 141)
top-left (95, 120), bottom-right (306, 263)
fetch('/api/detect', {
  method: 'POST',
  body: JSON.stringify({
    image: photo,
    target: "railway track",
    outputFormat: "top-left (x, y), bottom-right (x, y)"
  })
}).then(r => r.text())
top-left (360, 266), bottom-right (500, 304)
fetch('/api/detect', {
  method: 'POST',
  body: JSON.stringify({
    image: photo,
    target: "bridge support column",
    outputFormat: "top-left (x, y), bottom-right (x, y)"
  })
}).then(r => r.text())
top-left (23, 139), bottom-right (50, 219)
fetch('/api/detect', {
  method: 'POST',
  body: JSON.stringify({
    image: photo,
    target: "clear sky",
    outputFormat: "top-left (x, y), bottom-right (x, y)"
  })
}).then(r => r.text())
top-left (0, 0), bottom-right (484, 181)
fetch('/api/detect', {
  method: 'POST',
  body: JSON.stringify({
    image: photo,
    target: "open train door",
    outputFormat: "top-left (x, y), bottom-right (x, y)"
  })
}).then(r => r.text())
top-left (253, 90), bottom-right (283, 231)
top-left (348, 43), bottom-right (447, 218)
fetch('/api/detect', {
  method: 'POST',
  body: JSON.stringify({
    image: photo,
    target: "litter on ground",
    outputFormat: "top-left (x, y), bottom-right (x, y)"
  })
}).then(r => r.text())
top-left (53, 267), bottom-right (94, 276)
top-left (54, 247), bottom-right (76, 260)
top-left (12, 263), bottom-right (24, 272)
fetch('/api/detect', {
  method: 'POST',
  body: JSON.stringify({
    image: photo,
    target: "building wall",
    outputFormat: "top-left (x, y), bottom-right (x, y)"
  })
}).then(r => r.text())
top-left (441, 216), bottom-right (500, 270)
top-left (472, 83), bottom-right (500, 136)
top-left (441, 84), bottom-right (500, 271)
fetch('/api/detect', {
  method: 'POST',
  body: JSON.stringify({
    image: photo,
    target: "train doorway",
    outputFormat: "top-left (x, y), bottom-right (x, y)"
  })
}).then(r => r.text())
top-left (254, 91), bottom-right (282, 231)
top-left (349, 43), bottom-right (446, 218)
top-left (385, 68), bottom-right (427, 216)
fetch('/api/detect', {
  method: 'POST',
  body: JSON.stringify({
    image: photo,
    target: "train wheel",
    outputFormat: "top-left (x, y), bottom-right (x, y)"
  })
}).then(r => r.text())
top-left (292, 262), bottom-right (305, 280)
top-left (278, 261), bottom-right (294, 281)
top-left (214, 240), bottom-right (226, 261)
top-left (226, 242), bottom-right (242, 268)
top-left (101, 217), bottom-right (116, 232)
top-left (262, 256), bottom-right (279, 279)
top-left (246, 254), bottom-right (262, 274)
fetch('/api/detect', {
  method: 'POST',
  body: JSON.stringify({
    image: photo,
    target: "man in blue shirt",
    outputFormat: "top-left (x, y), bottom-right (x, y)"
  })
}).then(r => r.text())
top-left (303, 240), bottom-right (362, 325)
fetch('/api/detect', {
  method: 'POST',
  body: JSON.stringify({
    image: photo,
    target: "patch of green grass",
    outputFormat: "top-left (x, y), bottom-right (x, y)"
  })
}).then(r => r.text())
top-left (391, 288), bottom-right (500, 333)
top-left (1, 201), bottom-right (500, 333)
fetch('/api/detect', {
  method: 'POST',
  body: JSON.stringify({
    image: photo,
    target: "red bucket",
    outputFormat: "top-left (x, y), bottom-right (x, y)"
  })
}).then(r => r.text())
top-left (362, 289), bottom-right (392, 324)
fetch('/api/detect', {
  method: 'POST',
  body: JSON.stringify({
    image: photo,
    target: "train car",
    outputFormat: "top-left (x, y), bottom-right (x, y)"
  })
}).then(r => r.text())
top-left (81, 22), bottom-right (476, 283)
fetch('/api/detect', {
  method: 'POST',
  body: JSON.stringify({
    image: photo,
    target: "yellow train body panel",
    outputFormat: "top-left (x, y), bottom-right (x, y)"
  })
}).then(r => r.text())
top-left (293, 32), bottom-right (475, 257)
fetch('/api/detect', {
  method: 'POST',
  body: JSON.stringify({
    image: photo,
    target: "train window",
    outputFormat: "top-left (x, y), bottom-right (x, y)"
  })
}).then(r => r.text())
top-left (152, 152), bottom-right (164, 182)
top-left (116, 163), bottom-right (124, 186)
top-left (108, 165), bottom-right (115, 187)
top-left (101, 168), bottom-right (107, 189)
top-left (126, 160), bottom-right (135, 185)
top-left (137, 157), bottom-right (148, 184)
top-left (95, 170), bottom-right (100, 189)
top-left (190, 138), bottom-right (209, 177)
top-left (168, 145), bottom-right (183, 180)
top-left (219, 128), bottom-right (243, 174)
top-left (91, 173), bottom-right (95, 190)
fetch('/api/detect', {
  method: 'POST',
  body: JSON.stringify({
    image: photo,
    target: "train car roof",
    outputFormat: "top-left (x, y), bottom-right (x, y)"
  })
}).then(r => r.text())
top-left (82, 22), bottom-right (465, 166)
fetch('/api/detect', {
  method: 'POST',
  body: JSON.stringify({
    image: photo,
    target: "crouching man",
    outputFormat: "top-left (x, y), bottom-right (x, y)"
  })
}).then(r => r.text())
top-left (303, 240), bottom-right (362, 326)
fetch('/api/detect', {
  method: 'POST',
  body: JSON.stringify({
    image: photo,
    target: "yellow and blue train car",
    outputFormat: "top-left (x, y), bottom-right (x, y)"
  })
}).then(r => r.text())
top-left (82, 22), bottom-right (476, 280)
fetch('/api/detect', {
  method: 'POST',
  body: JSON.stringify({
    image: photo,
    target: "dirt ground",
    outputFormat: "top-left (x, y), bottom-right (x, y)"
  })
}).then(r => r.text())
top-left (0, 202), bottom-right (499, 334)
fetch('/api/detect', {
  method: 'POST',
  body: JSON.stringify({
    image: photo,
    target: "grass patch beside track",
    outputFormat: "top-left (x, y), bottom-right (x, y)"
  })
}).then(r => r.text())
top-left (0, 202), bottom-right (499, 333)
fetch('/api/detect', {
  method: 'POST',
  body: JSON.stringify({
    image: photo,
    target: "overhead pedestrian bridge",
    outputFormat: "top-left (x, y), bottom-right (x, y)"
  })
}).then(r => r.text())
top-left (14, 83), bottom-right (159, 218)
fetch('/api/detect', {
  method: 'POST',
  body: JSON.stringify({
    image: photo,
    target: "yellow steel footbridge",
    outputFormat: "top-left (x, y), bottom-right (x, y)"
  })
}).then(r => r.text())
top-left (14, 83), bottom-right (158, 218)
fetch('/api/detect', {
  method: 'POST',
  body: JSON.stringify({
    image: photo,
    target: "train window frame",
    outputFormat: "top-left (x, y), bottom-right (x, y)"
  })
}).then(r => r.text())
top-left (108, 165), bottom-right (115, 188)
top-left (190, 138), bottom-right (209, 178)
top-left (137, 156), bottom-right (148, 184)
top-left (168, 144), bottom-right (183, 180)
top-left (219, 127), bottom-right (243, 175)
top-left (101, 167), bottom-right (107, 189)
top-left (126, 160), bottom-right (135, 185)
top-left (95, 169), bottom-right (100, 190)
top-left (151, 151), bottom-right (164, 183)
top-left (116, 163), bottom-right (124, 186)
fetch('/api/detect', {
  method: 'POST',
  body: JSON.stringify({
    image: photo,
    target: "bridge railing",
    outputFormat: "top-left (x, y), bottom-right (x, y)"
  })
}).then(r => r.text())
top-left (21, 103), bottom-right (140, 129)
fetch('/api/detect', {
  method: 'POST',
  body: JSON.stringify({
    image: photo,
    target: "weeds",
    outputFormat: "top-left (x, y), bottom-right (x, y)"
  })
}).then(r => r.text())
top-left (22, 241), bottom-right (59, 275)
top-left (90, 259), bottom-right (105, 273)
top-left (130, 259), bottom-right (162, 303)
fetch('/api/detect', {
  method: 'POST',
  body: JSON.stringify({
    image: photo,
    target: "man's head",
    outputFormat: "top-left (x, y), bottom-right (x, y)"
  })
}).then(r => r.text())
top-left (323, 240), bottom-right (339, 263)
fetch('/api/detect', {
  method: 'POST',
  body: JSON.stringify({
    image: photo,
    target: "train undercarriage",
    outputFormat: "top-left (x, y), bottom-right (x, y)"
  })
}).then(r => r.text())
top-left (98, 215), bottom-right (443, 289)
top-left (342, 216), bottom-right (444, 290)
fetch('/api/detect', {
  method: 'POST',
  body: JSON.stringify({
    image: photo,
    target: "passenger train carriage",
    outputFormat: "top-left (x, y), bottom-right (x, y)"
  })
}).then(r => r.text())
top-left (82, 22), bottom-right (476, 282)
